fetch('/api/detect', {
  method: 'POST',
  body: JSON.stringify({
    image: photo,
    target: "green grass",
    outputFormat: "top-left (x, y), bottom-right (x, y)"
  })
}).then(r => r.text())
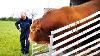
top-left (0, 21), bottom-right (32, 56)
top-left (0, 21), bottom-right (48, 56)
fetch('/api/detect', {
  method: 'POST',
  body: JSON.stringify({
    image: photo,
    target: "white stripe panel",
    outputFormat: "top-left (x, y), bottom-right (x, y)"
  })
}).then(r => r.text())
top-left (53, 17), bottom-right (100, 49)
top-left (87, 50), bottom-right (100, 56)
top-left (63, 37), bottom-right (100, 56)
top-left (53, 17), bottom-right (100, 42)
top-left (51, 11), bottom-right (100, 34)
top-left (52, 30), bottom-right (100, 56)
top-left (76, 43), bottom-right (100, 56)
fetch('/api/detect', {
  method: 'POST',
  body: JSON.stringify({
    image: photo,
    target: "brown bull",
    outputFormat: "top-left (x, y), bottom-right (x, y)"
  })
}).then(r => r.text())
top-left (29, 0), bottom-right (100, 55)
top-left (29, 0), bottom-right (100, 43)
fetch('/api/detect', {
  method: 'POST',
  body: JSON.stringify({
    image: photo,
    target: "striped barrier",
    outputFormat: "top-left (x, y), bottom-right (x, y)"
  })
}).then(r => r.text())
top-left (49, 11), bottom-right (100, 56)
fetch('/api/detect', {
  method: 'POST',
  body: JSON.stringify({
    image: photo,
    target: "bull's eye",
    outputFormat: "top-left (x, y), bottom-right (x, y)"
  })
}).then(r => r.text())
top-left (33, 29), bottom-right (36, 31)
top-left (30, 29), bottom-right (35, 32)
top-left (32, 29), bottom-right (35, 31)
top-left (37, 29), bottom-right (40, 32)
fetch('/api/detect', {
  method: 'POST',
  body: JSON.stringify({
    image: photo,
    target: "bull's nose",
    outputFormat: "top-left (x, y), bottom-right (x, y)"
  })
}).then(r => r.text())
top-left (28, 37), bottom-right (30, 41)
top-left (28, 36), bottom-right (33, 42)
top-left (30, 29), bottom-right (33, 32)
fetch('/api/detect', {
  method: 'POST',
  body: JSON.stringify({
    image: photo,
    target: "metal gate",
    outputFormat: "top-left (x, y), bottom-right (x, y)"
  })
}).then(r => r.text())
top-left (49, 11), bottom-right (100, 56)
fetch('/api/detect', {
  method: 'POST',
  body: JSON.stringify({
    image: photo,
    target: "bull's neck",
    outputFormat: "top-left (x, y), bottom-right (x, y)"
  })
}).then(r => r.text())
top-left (41, 0), bottom-right (100, 35)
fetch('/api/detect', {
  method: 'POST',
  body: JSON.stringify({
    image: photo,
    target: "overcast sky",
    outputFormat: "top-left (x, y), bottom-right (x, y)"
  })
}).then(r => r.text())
top-left (0, 0), bottom-right (70, 18)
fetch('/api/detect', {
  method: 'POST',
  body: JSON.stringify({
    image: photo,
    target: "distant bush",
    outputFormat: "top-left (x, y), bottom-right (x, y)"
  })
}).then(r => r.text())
top-left (0, 17), bottom-right (18, 21)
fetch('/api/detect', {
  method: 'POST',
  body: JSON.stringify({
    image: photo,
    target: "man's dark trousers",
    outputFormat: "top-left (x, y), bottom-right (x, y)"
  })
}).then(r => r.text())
top-left (20, 32), bottom-right (30, 54)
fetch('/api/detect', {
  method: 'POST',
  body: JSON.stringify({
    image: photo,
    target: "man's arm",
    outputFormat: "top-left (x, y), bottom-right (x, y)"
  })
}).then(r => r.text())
top-left (15, 20), bottom-right (20, 30)
top-left (28, 19), bottom-right (32, 26)
top-left (29, 19), bottom-right (32, 25)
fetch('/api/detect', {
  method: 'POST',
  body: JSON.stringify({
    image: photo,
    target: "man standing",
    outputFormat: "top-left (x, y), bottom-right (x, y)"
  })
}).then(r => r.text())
top-left (15, 12), bottom-right (32, 55)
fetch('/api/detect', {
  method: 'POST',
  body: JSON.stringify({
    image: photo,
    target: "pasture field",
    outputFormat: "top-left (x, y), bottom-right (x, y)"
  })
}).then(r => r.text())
top-left (0, 21), bottom-right (48, 56)
top-left (0, 21), bottom-right (32, 56)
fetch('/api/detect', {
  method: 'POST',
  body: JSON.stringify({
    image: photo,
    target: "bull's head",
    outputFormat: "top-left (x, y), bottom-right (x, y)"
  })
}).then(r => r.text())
top-left (29, 19), bottom-right (50, 44)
